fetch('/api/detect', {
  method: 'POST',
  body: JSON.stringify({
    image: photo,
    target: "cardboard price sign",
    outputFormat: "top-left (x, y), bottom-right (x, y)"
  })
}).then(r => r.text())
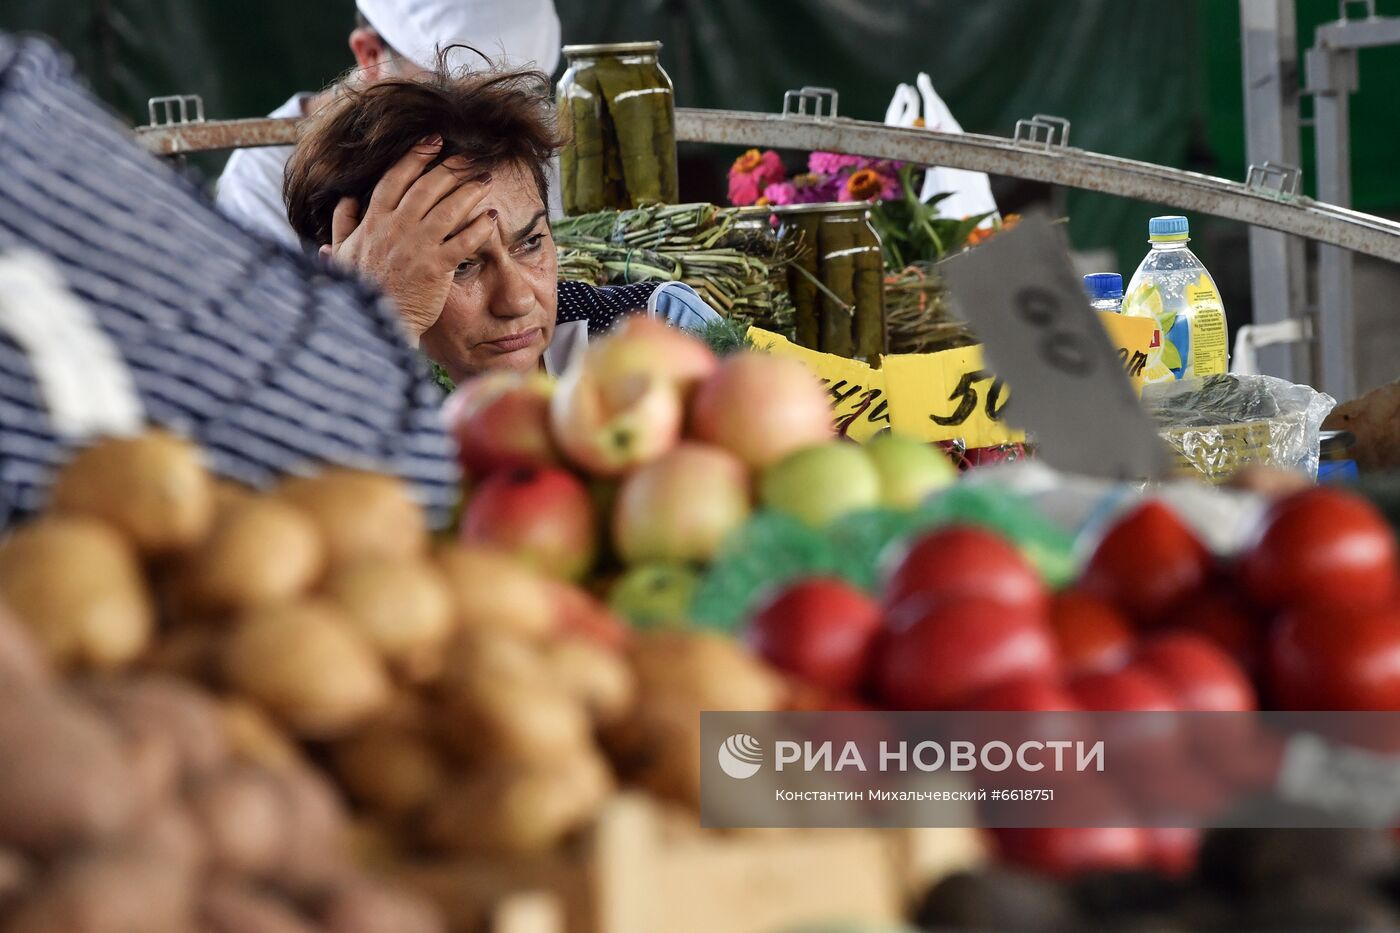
top-left (1104, 314), bottom-right (1158, 392)
top-left (748, 312), bottom-right (1155, 448)
top-left (880, 345), bottom-right (1019, 449)
top-left (940, 214), bottom-right (1174, 479)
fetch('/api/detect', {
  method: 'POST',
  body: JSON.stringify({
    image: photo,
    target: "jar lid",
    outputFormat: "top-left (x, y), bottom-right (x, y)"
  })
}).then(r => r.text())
top-left (729, 205), bottom-right (776, 217)
top-left (766, 201), bottom-right (868, 217)
top-left (562, 41), bottom-right (662, 57)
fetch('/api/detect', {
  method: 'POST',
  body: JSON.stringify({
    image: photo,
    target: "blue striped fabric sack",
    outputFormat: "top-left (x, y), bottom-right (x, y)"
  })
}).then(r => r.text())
top-left (0, 34), bottom-right (459, 528)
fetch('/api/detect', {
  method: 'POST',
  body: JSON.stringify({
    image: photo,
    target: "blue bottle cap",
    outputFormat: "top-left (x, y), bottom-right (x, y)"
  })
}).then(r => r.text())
top-left (1083, 272), bottom-right (1123, 301)
top-left (1148, 215), bottom-right (1190, 239)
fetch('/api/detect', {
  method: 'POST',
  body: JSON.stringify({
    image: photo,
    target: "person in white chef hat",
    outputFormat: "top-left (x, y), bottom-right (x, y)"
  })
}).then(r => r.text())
top-left (215, 0), bottom-right (562, 248)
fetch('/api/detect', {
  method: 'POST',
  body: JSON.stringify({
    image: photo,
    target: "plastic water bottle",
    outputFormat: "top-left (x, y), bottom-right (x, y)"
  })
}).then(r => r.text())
top-left (1121, 216), bottom-right (1228, 383)
top-left (1083, 273), bottom-right (1123, 314)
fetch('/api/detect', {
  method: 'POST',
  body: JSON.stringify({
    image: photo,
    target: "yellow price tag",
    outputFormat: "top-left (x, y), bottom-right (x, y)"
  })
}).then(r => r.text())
top-left (1100, 313), bottom-right (1158, 394)
top-left (747, 329), bottom-right (890, 441)
top-left (883, 344), bottom-right (1022, 448)
top-left (749, 311), bottom-right (1159, 448)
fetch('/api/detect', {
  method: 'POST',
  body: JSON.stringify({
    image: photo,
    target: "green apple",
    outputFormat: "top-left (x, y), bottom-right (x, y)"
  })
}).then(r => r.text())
top-left (759, 442), bottom-right (882, 527)
top-left (865, 432), bottom-right (956, 509)
top-left (607, 562), bottom-right (700, 628)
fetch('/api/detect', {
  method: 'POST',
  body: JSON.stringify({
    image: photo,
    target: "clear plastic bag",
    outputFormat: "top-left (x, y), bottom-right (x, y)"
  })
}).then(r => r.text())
top-left (1143, 375), bottom-right (1336, 482)
top-left (962, 460), bottom-right (1269, 557)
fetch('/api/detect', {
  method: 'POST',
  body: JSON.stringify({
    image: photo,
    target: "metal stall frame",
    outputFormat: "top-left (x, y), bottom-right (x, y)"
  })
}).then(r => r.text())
top-left (137, 92), bottom-right (1400, 401)
top-left (1241, 0), bottom-right (1310, 386)
top-left (1240, 0), bottom-right (1400, 401)
top-left (1304, 0), bottom-right (1400, 402)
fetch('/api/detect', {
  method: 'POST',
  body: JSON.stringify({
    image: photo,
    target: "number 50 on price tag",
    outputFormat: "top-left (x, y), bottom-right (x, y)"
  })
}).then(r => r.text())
top-left (940, 215), bottom-right (1174, 480)
top-left (882, 346), bottom-right (1022, 450)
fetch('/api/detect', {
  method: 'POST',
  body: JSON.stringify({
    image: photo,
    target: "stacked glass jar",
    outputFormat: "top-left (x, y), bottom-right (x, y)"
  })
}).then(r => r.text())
top-left (557, 41), bottom-right (679, 214)
top-left (774, 203), bottom-right (887, 363)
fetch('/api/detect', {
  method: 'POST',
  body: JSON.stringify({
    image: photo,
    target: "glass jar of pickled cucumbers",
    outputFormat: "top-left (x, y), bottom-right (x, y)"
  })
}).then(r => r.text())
top-left (557, 41), bottom-right (679, 214)
top-left (774, 202), bottom-right (886, 362)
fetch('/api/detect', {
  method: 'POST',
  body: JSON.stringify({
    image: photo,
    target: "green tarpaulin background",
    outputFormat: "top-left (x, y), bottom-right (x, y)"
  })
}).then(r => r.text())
top-left (7, 0), bottom-right (1400, 306)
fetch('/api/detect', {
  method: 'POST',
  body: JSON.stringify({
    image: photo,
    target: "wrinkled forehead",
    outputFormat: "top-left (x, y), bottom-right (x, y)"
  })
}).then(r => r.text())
top-left (423, 148), bottom-right (543, 197)
top-left (471, 160), bottom-right (547, 233)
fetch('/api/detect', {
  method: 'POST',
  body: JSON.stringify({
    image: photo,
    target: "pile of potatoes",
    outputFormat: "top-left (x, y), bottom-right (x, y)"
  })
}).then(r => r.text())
top-left (0, 431), bottom-right (796, 927)
top-left (0, 601), bottom-right (439, 933)
top-left (603, 630), bottom-right (786, 810)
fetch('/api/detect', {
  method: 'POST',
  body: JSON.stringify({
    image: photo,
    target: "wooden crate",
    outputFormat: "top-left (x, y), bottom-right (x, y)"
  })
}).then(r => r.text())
top-left (399, 794), bottom-right (984, 933)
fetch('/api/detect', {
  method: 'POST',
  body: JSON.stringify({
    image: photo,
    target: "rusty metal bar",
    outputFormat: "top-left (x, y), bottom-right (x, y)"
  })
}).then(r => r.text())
top-left (135, 117), bottom-right (302, 155)
top-left (132, 107), bottom-right (1400, 265)
top-left (672, 108), bottom-right (1400, 264)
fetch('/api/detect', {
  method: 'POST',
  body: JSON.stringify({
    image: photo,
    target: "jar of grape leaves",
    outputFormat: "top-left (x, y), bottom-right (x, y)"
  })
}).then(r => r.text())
top-left (557, 42), bottom-right (679, 214)
top-left (773, 202), bottom-right (886, 363)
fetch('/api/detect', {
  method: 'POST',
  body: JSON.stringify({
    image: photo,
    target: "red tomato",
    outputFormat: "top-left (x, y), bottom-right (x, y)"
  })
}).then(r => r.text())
top-left (1241, 487), bottom-right (1399, 612)
top-left (1049, 589), bottom-right (1133, 675)
top-left (1177, 586), bottom-right (1265, 678)
top-left (1079, 501), bottom-right (1214, 627)
top-left (1269, 602), bottom-right (1400, 710)
top-left (874, 598), bottom-right (1059, 710)
top-left (1135, 632), bottom-right (1257, 712)
top-left (879, 525), bottom-right (1048, 620)
top-left (745, 577), bottom-right (883, 694)
top-left (1068, 666), bottom-right (1179, 712)
top-left (1134, 631), bottom-right (1259, 789)
top-left (964, 677), bottom-right (1085, 768)
top-left (965, 676), bottom-right (1080, 711)
top-left (1070, 667), bottom-right (1185, 801)
top-left (993, 826), bottom-right (1152, 877)
top-left (1147, 826), bottom-right (1201, 877)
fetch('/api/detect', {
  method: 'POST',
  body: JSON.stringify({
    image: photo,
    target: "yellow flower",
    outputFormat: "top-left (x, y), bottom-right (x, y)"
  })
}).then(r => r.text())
top-left (756, 195), bottom-right (771, 206)
top-left (731, 149), bottom-right (762, 175)
top-left (845, 169), bottom-right (883, 201)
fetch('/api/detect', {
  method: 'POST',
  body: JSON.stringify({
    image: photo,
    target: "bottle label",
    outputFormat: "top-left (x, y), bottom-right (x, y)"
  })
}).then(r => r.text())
top-left (1185, 278), bottom-right (1228, 376)
top-left (1121, 275), bottom-right (1228, 381)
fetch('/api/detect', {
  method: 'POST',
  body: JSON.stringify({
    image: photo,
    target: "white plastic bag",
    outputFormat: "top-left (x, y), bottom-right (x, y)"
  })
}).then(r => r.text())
top-left (884, 73), bottom-right (999, 224)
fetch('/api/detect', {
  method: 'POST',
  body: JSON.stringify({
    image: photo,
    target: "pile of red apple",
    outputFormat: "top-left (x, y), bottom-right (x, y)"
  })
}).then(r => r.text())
top-left (744, 484), bottom-right (1400, 877)
top-left (443, 318), bottom-right (827, 581)
top-left (443, 318), bottom-right (954, 599)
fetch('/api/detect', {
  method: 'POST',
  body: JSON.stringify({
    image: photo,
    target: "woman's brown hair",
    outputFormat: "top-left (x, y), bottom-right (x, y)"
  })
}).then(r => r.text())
top-left (284, 59), bottom-right (563, 246)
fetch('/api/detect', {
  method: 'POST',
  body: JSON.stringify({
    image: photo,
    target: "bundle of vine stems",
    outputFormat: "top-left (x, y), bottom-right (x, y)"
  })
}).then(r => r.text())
top-left (882, 262), bottom-right (977, 356)
top-left (553, 203), bottom-right (801, 334)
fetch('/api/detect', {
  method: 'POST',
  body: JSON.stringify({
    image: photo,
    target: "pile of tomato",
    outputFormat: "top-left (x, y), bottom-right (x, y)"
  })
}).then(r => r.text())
top-left (740, 486), bottom-right (1400, 876)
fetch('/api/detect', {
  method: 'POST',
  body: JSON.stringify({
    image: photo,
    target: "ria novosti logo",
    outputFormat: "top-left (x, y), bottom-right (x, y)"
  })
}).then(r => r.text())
top-left (717, 733), bottom-right (764, 779)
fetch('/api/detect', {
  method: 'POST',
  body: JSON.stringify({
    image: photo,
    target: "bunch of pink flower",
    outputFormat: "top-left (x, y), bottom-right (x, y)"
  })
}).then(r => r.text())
top-left (727, 149), bottom-right (903, 207)
top-left (726, 149), bottom-right (785, 206)
top-left (761, 171), bottom-right (841, 206)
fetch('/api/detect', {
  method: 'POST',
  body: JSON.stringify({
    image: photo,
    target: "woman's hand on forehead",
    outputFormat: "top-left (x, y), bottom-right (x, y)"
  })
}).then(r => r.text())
top-left (423, 152), bottom-right (482, 182)
top-left (319, 137), bottom-right (497, 342)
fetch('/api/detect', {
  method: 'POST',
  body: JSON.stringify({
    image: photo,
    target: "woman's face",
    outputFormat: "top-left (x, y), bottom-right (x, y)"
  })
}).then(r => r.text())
top-left (419, 160), bottom-right (557, 381)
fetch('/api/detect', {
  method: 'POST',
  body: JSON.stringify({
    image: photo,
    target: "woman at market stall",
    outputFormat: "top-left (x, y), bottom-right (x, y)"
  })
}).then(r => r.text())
top-left (284, 59), bottom-right (719, 383)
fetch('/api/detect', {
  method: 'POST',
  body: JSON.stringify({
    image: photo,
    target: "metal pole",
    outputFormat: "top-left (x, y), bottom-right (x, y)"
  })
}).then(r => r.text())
top-left (1307, 42), bottom-right (1360, 400)
top-left (1240, 0), bottom-right (1309, 383)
